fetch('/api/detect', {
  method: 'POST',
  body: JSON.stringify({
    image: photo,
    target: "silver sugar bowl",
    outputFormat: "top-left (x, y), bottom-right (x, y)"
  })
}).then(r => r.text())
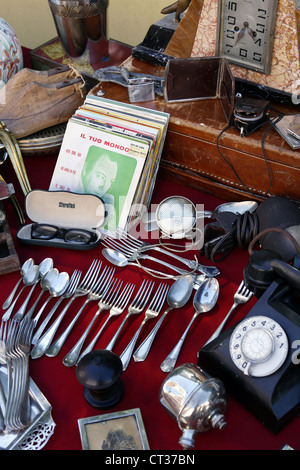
top-left (159, 363), bottom-right (227, 449)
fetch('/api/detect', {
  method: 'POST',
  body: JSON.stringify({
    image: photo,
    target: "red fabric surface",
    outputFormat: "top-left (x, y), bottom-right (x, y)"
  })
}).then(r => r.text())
top-left (1, 151), bottom-right (300, 452)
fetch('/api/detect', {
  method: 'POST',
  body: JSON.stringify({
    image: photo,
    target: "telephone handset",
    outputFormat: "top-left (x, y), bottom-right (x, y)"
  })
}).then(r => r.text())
top-left (198, 278), bottom-right (300, 434)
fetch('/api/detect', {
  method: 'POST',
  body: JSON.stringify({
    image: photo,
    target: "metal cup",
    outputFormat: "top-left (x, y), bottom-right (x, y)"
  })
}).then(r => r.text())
top-left (48, 0), bottom-right (109, 64)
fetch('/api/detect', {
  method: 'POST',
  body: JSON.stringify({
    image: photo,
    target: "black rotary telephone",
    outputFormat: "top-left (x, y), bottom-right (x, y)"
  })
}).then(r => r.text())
top-left (198, 213), bottom-right (300, 433)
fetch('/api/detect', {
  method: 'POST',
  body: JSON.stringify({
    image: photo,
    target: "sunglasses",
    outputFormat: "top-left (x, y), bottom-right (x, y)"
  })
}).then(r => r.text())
top-left (31, 223), bottom-right (98, 245)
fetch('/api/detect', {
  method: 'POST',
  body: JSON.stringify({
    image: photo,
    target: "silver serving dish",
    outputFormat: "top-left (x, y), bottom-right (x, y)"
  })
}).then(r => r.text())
top-left (0, 123), bottom-right (66, 157)
top-left (0, 367), bottom-right (55, 450)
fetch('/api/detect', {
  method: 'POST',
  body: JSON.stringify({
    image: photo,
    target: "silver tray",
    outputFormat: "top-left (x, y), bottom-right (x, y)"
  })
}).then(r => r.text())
top-left (0, 367), bottom-right (55, 450)
top-left (0, 123), bottom-right (66, 157)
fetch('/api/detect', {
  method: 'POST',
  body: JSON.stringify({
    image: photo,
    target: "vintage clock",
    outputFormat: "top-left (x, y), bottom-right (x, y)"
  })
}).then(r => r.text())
top-left (216, 0), bottom-right (279, 74)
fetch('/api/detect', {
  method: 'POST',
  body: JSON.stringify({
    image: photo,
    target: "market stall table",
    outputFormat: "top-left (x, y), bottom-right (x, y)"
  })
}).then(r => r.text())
top-left (1, 149), bottom-right (300, 452)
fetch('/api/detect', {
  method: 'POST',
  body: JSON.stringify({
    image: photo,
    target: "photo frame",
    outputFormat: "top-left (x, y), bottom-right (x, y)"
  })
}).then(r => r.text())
top-left (78, 408), bottom-right (150, 450)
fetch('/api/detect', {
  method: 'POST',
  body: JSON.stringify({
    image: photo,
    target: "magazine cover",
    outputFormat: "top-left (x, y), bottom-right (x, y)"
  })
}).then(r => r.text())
top-left (49, 119), bottom-right (150, 232)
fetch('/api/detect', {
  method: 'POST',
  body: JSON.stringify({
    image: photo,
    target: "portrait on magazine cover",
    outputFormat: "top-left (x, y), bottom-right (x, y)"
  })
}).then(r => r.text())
top-left (77, 147), bottom-right (138, 230)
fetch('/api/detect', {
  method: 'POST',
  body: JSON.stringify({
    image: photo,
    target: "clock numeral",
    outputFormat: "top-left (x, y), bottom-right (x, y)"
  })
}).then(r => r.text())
top-left (256, 23), bottom-right (266, 34)
top-left (227, 1), bottom-right (237, 11)
top-left (253, 52), bottom-right (262, 63)
top-left (227, 15), bottom-right (236, 26)
top-left (239, 48), bottom-right (248, 58)
top-left (257, 8), bottom-right (267, 19)
top-left (226, 29), bottom-right (235, 40)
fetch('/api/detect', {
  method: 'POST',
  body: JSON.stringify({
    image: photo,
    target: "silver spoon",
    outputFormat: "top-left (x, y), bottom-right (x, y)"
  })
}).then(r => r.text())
top-left (133, 275), bottom-right (194, 362)
top-left (160, 277), bottom-right (219, 373)
top-left (2, 265), bottom-right (40, 321)
top-left (2, 258), bottom-right (34, 309)
top-left (31, 271), bottom-right (70, 341)
top-left (38, 257), bottom-right (54, 278)
top-left (12, 258), bottom-right (55, 321)
top-left (102, 247), bottom-right (206, 289)
top-left (25, 268), bottom-right (59, 320)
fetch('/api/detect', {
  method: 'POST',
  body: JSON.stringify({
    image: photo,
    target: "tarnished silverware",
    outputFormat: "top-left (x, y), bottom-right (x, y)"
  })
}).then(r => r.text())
top-left (62, 278), bottom-right (123, 367)
top-left (120, 283), bottom-right (169, 370)
top-left (105, 279), bottom-right (154, 352)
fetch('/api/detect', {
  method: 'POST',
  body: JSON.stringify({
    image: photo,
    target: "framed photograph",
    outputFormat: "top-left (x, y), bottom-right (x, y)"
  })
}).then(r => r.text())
top-left (78, 408), bottom-right (150, 450)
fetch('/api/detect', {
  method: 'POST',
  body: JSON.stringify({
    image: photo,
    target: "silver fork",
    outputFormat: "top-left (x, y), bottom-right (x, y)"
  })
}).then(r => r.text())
top-left (43, 265), bottom-right (115, 358)
top-left (34, 260), bottom-right (101, 358)
top-left (105, 279), bottom-right (154, 352)
top-left (4, 318), bottom-right (34, 431)
top-left (31, 270), bottom-right (82, 345)
top-left (62, 279), bottom-right (123, 367)
top-left (0, 320), bottom-right (8, 431)
top-left (12, 318), bottom-right (34, 430)
top-left (77, 282), bottom-right (135, 363)
top-left (120, 283), bottom-right (169, 370)
top-left (104, 229), bottom-right (220, 277)
top-left (203, 280), bottom-right (253, 346)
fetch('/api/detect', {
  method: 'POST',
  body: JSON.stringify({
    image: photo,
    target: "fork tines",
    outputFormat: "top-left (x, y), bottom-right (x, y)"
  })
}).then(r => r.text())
top-left (132, 279), bottom-right (155, 309)
top-left (80, 259), bottom-right (102, 289)
top-left (147, 283), bottom-right (169, 312)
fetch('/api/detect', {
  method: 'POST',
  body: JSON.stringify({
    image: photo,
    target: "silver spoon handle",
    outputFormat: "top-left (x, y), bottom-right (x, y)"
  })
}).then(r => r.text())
top-left (2, 285), bottom-right (26, 321)
top-left (78, 315), bottom-right (111, 362)
top-left (105, 314), bottom-right (129, 351)
top-left (13, 282), bottom-right (38, 322)
top-left (42, 298), bottom-right (76, 357)
top-left (133, 308), bottom-right (171, 362)
top-left (32, 295), bottom-right (52, 326)
top-left (31, 297), bottom-right (64, 345)
top-left (160, 313), bottom-right (198, 373)
top-left (2, 278), bottom-right (22, 309)
top-left (25, 290), bottom-right (44, 319)
top-left (143, 246), bottom-right (219, 277)
top-left (45, 300), bottom-right (89, 357)
top-left (31, 298), bottom-right (74, 359)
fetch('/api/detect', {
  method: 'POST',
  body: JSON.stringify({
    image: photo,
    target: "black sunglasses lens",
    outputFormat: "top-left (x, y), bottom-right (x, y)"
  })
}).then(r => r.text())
top-left (32, 224), bottom-right (58, 240)
top-left (65, 229), bottom-right (94, 244)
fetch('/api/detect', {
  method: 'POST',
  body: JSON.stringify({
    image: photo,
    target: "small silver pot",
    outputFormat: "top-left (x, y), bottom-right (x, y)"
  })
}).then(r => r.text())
top-left (159, 363), bottom-right (227, 449)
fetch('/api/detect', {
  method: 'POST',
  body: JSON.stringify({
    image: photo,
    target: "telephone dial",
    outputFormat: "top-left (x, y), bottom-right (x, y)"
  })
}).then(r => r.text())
top-left (198, 249), bottom-right (300, 433)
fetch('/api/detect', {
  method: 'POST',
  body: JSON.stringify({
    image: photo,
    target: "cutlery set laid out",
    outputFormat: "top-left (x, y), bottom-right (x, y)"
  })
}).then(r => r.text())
top-left (0, 228), bottom-right (254, 435)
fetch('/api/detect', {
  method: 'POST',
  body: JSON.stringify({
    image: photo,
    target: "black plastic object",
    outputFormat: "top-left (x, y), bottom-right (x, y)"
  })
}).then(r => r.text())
top-left (76, 350), bottom-right (123, 409)
top-left (244, 249), bottom-right (300, 298)
top-left (198, 279), bottom-right (300, 434)
top-left (256, 196), bottom-right (300, 262)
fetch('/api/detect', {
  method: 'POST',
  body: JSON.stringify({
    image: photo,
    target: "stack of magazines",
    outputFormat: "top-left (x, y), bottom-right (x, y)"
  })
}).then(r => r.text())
top-left (49, 95), bottom-right (170, 233)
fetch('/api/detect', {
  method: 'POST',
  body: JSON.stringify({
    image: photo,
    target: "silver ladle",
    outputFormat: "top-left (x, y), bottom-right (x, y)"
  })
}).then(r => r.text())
top-left (133, 275), bottom-right (194, 362)
top-left (160, 277), bottom-right (219, 373)
top-left (102, 247), bottom-right (206, 289)
top-left (25, 268), bottom-right (59, 320)
top-left (2, 265), bottom-right (40, 321)
top-left (2, 258), bottom-right (34, 309)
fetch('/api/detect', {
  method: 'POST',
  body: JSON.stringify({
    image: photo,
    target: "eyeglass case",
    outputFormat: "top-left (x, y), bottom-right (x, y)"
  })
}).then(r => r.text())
top-left (17, 189), bottom-right (106, 250)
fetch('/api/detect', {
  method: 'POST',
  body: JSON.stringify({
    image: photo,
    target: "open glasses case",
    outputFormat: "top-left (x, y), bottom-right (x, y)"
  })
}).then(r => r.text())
top-left (17, 190), bottom-right (105, 250)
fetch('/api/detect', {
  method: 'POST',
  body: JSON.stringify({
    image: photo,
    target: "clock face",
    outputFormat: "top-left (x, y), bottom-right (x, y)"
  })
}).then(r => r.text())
top-left (217, 0), bottom-right (279, 74)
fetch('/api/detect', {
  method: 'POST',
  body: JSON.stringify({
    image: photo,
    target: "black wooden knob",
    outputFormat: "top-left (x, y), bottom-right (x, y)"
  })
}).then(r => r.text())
top-left (76, 350), bottom-right (123, 409)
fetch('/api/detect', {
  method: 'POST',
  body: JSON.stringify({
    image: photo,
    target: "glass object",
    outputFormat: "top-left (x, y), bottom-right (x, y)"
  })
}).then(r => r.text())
top-left (31, 223), bottom-right (97, 245)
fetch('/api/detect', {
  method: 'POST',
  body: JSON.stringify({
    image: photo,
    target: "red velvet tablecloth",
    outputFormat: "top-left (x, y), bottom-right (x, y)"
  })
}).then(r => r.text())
top-left (1, 149), bottom-right (300, 453)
